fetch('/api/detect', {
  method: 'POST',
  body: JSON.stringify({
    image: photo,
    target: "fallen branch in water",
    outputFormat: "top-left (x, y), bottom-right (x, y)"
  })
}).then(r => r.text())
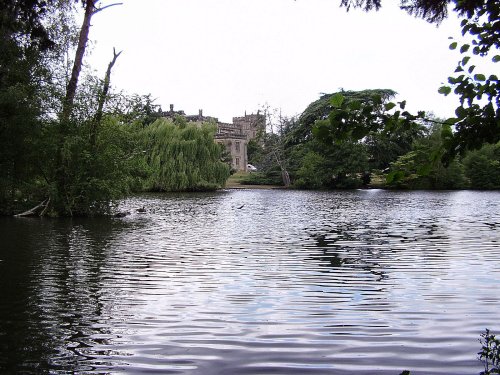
top-left (14, 198), bottom-right (50, 217)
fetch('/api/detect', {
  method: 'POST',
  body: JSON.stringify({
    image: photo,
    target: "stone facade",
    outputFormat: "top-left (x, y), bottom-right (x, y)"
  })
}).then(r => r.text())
top-left (163, 105), bottom-right (265, 172)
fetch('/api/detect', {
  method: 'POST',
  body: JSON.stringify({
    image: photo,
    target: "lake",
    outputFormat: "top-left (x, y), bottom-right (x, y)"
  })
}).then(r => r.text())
top-left (1, 189), bottom-right (499, 374)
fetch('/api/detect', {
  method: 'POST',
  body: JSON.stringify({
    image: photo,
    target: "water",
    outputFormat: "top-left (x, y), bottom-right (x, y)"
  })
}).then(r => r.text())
top-left (1, 189), bottom-right (499, 374)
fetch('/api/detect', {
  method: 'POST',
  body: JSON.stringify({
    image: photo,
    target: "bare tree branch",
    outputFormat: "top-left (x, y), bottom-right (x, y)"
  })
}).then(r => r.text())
top-left (93, 2), bottom-right (123, 15)
top-left (91, 47), bottom-right (122, 147)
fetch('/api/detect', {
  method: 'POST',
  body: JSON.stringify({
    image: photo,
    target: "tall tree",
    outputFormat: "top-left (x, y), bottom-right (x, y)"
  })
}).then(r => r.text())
top-left (140, 118), bottom-right (230, 192)
top-left (0, 0), bottom-right (61, 214)
top-left (55, 0), bottom-right (122, 215)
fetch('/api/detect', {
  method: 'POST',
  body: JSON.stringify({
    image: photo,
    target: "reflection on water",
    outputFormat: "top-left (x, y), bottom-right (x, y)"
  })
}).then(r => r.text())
top-left (1, 190), bottom-right (499, 374)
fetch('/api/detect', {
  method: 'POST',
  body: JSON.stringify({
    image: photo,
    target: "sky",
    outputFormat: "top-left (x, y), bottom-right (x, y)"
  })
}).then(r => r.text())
top-left (86, 0), bottom-right (467, 123)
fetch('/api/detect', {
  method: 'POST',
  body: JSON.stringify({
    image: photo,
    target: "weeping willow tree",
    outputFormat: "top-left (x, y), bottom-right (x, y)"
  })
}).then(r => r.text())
top-left (141, 118), bottom-right (230, 191)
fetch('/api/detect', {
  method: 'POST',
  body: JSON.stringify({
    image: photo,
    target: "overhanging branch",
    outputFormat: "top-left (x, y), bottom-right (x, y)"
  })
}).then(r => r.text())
top-left (93, 2), bottom-right (123, 15)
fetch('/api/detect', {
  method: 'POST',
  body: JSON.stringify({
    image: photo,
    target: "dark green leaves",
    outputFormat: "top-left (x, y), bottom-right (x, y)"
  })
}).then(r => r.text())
top-left (438, 86), bottom-right (452, 95)
top-left (347, 100), bottom-right (362, 110)
top-left (384, 102), bottom-right (396, 111)
top-left (386, 170), bottom-right (404, 184)
top-left (460, 44), bottom-right (470, 53)
top-left (474, 73), bottom-right (486, 81)
top-left (449, 41), bottom-right (458, 50)
top-left (330, 93), bottom-right (344, 108)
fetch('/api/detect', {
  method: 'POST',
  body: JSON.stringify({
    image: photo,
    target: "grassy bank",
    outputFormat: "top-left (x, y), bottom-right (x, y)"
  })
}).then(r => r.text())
top-left (225, 172), bottom-right (282, 189)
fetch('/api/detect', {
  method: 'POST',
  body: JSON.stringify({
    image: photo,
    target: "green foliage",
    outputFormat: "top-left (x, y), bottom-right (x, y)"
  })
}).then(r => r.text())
top-left (479, 329), bottom-right (500, 375)
top-left (140, 119), bottom-right (230, 192)
top-left (293, 137), bottom-right (369, 189)
top-left (112, 93), bottom-right (163, 126)
top-left (0, 0), bottom-right (59, 215)
top-left (239, 171), bottom-right (283, 186)
top-left (294, 151), bottom-right (328, 189)
top-left (313, 90), bottom-right (424, 147)
top-left (284, 90), bottom-right (408, 189)
top-left (47, 116), bottom-right (140, 216)
top-left (463, 142), bottom-right (500, 189)
top-left (288, 89), bottom-right (397, 147)
top-left (247, 139), bottom-right (263, 165)
top-left (337, 0), bottom-right (499, 164)
top-left (386, 124), bottom-right (466, 189)
top-left (365, 122), bottom-right (425, 170)
top-left (437, 0), bottom-right (500, 159)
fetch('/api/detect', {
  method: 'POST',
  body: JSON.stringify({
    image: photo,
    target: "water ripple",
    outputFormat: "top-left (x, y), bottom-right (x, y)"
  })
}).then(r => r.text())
top-left (0, 190), bottom-right (499, 374)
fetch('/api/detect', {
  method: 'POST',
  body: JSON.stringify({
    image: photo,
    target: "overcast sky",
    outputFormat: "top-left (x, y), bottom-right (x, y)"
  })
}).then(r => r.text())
top-left (86, 0), bottom-right (467, 123)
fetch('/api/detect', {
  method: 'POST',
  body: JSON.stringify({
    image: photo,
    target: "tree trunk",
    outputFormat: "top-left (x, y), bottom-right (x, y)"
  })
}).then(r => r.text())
top-left (273, 150), bottom-right (290, 187)
top-left (61, 0), bottom-right (96, 122)
top-left (55, 0), bottom-right (96, 215)
top-left (91, 47), bottom-right (122, 147)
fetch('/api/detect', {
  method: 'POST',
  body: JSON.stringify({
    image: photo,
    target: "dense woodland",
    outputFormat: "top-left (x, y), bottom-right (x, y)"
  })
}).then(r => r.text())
top-left (0, 0), bottom-right (498, 216)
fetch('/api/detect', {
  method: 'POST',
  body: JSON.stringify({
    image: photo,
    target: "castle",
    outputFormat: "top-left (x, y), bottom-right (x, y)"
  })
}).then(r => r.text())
top-left (163, 104), bottom-right (266, 172)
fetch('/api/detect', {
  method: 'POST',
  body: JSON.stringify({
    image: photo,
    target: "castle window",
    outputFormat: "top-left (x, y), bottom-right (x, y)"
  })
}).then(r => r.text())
top-left (235, 141), bottom-right (240, 152)
top-left (235, 157), bottom-right (240, 167)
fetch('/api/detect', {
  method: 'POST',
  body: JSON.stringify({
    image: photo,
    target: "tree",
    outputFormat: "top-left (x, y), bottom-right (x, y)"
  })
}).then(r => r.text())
top-left (91, 47), bottom-right (122, 148)
top-left (438, 0), bottom-right (499, 160)
top-left (0, 0), bottom-right (64, 214)
top-left (140, 119), bottom-right (230, 192)
top-left (286, 89), bottom-right (397, 148)
top-left (294, 141), bottom-right (369, 189)
top-left (282, 90), bottom-right (400, 189)
top-left (386, 124), bottom-right (467, 189)
top-left (55, 0), bottom-right (122, 215)
top-left (463, 141), bottom-right (500, 189)
top-left (243, 108), bottom-right (295, 187)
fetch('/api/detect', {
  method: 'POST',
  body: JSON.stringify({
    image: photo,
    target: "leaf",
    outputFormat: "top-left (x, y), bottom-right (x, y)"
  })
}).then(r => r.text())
top-left (449, 42), bottom-right (458, 50)
top-left (399, 100), bottom-right (406, 110)
top-left (460, 44), bottom-right (470, 53)
top-left (468, 65), bottom-right (476, 74)
top-left (438, 86), bottom-right (452, 95)
top-left (461, 56), bottom-right (470, 66)
top-left (312, 121), bottom-right (330, 141)
top-left (455, 66), bottom-right (464, 73)
top-left (444, 117), bottom-right (458, 125)
top-left (330, 93), bottom-right (344, 108)
top-left (455, 106), bottom-right (467, 118)
top-left (384, 102), bottom-right (396, 111)
top-left (474, 73), bottom-right (486, 81)
top-left (351, 126), bottom-right (368, 140)
top-left (347, 100), bottom-right (361, 110)
top-left (493, 55), bottom-right (500, 63)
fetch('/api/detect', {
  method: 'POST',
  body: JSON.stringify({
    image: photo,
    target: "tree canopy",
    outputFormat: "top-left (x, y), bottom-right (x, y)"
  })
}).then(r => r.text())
top-left (340, 0), bottom-right (493, 23)
top-left (337, 0), bottom-right (499, 161)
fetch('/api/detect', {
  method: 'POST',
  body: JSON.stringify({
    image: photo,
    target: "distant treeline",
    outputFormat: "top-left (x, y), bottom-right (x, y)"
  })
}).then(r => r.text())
top-left (244, 91), bottom-right (500, 191)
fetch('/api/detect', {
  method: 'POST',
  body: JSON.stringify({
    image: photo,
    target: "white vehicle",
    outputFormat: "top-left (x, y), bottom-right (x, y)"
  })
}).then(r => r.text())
top-left (247, 164), bottom-right (257, 172)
